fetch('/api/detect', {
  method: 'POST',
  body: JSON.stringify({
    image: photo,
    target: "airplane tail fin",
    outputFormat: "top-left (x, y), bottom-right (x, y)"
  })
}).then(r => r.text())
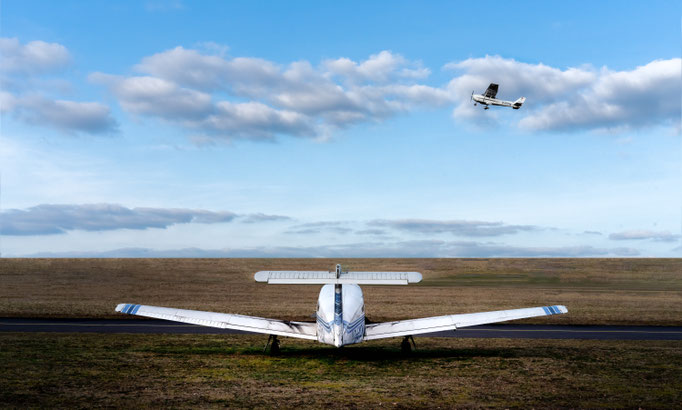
top-left (512, 97), bottom-right (526, 109)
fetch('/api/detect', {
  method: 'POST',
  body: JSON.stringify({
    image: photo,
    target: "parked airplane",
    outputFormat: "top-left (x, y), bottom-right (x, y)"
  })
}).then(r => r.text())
top-left (116, 264), bottom-right (567, 354)
top-left (471, 83), bottom-right (526, 110)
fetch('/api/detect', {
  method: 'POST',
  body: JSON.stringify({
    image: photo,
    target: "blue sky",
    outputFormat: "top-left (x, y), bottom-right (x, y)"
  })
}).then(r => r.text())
top-left (1, 1), bottom-right (680, 257)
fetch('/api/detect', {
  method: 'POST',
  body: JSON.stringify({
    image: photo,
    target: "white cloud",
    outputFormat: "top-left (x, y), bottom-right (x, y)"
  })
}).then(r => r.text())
top-left (135, 46), bottom-right (271, 91)
top-left (0, 204), bottom-right (237, 235)
top-left (89, 71), bottom-right (318, 139)
top-left (369, 218), bottom-right (542, 237)
top-left (240, 213), bottom-right (291, 223)
top-left (323, 50), bottom-right (430, 83)
top-left (1, 38), bottom-right (117, 135)
top-left (0, 37), bottom-right (71, 74)
top-left (3, 93), bottom-right (117, 134)
top-left (193, 101), bottom-right (315, 140)
top-left (1, 203), bottom-right (293, 236)
top-left (0, 90), bottom-right (18, 112)
top-left (519, 59), bottom-right (682, 131)
top-left (4, 40), bottom-right (678, 138)
top-left (446, 55), bottom-right (595, 103)
top-left (96, 46), bottom-right (450, 142)
top-left (609, 230), bottom-right (681, 242)
top-left (445, 55), bottom-right (681, 132)
top-left (90, 73), bottom-right (212, 119)
top-left (446, 55), bottom-right (595, 123)
top-left (284, 221), bottom-right (354, 235)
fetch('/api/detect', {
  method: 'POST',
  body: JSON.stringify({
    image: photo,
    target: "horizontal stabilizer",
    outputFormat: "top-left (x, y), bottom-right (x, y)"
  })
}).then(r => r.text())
top-left (513, 96), bottom-right (526, 109)
top-left (254, 270), bottom-right (422, 285)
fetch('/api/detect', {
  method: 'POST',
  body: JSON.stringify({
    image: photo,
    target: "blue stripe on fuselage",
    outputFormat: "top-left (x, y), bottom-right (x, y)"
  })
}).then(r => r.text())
top-left (317, 317), bottom-right (332, 331)
top-left (344, 316), bottom-right (365, 332)
top-left (334, 288), bottom-right (342, 325)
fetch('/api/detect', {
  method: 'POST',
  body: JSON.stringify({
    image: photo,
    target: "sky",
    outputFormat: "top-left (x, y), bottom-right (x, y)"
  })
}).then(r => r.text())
top-left (1, 1), bottom-right (680, 257)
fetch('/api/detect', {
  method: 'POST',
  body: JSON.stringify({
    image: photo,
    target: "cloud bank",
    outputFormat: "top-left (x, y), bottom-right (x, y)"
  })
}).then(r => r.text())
top-left (97, 48), bottom-right (679, 140)
top-left (0, 204), bottom-right (289, 236)
top-left (4, 37), bottom-right (678, 139)
top-left (22, 241), bottom-right (639, 258)
top-left (609, 230), bottom-right (681, 242)
top-left (369, 218), bottom-right (541, 237)
top-left (447, 55), bottom-right (681, 132)
top-left (91, 47), bottom-right (452, 142)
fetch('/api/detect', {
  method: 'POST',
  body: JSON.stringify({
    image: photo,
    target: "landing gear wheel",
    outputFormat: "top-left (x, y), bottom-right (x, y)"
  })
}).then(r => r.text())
top-left (401, 335), bottom-right (416, 354)
top-left (264, 334), bottom-right (281, 356)
top-left (484, 106), bottom-right (489, 110)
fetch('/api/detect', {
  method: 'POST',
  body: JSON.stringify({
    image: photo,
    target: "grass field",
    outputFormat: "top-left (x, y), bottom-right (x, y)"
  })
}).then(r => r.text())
top-left (2, 333), bottom-right (680, 408)
top-left (2, 258), bottom-right (681, 408)
top-left (1, 258), bottom-right (681, 325)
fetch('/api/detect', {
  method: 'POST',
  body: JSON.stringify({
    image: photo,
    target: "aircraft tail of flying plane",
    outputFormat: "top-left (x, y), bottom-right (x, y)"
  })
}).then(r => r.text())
top-left (512, 96), bottom-right (526, 109)
top-left (472, 83), bottom-right (526, 110)
top-left (117, 264), bottom-right (567, 352)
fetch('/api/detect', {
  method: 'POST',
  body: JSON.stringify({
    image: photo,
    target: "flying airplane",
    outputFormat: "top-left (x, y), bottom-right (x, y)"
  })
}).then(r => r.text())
top-left (471, 83), bottom-right (526, 110)
top-left (116, 264), bottom-right (567, 354)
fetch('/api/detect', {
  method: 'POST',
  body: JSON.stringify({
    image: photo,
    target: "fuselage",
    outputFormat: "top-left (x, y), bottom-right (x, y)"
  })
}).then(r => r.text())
top-left (472, 94), bottom-right (512, 107)
top-left (316, 284), bottom-right (365, 346)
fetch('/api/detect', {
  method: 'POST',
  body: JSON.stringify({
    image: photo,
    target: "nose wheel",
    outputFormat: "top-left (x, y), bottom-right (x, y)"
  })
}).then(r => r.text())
top-left (401, 335), bottom-right (417, 353)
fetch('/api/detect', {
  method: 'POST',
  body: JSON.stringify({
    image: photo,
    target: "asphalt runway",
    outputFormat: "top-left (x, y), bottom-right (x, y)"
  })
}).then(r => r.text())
top-left (2, 318), bottom-right (681, 340)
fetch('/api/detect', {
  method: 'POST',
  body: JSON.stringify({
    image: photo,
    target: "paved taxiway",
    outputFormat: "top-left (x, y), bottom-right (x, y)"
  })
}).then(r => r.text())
top-left (2, 318), bottom-right (681, 340)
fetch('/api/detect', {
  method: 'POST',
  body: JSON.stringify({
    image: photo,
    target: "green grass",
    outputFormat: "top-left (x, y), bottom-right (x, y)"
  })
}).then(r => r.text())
top-left (2, 333), bottom-right (681, 408)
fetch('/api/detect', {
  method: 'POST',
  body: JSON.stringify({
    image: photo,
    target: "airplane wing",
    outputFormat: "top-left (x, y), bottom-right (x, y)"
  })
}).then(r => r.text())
top-left (364, 305), bottom-right (567, 340)
top-left (483, 83), bottom-right (499, 98)
top-left (115, 303), bottom-right (317, 340)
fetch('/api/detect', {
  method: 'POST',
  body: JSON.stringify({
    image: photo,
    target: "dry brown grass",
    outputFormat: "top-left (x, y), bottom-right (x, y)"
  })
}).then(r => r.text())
top-left (1, 258), bottom-right (681, 325)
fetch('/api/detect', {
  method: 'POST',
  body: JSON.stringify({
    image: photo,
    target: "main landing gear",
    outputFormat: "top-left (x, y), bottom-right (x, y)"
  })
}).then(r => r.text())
top-left (264, 334), bottom-right (280, 355)
top-left (401, 335), bottom-right (417, 354)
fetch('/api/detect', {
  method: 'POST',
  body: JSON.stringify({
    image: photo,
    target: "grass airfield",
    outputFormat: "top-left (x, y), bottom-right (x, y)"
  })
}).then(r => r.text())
top-left (2, 334), bottom-right (680, 408)
top-left (1, 258), bottom-right (681, 407)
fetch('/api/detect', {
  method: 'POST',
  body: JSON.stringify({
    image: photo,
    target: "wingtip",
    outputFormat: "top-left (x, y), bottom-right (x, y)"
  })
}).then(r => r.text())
top-left (116, 303), bottom-right (142, 314)
top-left (254, 271), bottom-right (269, 282)
top-left (407, 272), bottom-right (423, 283)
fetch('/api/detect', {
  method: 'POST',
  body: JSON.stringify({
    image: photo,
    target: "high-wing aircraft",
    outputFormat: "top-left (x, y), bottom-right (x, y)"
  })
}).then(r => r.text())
top-left (116, 264), bottom-right (567, 354)
top-left (471, 83), bottom-right (526, 110)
